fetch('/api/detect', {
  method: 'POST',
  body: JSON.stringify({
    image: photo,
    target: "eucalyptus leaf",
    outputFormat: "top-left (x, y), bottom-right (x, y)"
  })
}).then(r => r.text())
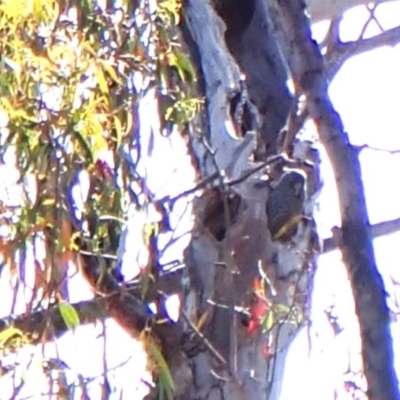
top-left (58, 301), bottom-right (80, 330)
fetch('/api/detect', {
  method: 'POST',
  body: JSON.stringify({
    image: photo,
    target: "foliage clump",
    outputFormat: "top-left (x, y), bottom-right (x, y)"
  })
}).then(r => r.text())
top-left (0, 0), bottom-right (199, 396)
top-left (0, 0), bottom-right (197, 292)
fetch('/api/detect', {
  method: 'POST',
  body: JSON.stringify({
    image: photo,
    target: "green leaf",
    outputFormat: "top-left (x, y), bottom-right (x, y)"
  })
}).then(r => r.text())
top-left (168, 50), bottom-right (196, 83)
top-left (58, 301), bottom-right (80, 330)
top-left (262, 310), bottom-right (275, 333)
top-left (72, 127), bottom-right (94, 164)
top-left (149, 341), bottom-right (175, 400)
top-left (274, 303), bottom-right (290, 314)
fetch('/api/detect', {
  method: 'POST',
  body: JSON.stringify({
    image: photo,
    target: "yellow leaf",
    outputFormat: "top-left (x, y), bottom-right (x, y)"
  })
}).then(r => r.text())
top-left (42, 197), bottom-right (56, 206)
top-left (0, 327), bottom-right (24, 348)
top-left (124, 109), bottom-right (134, 137)
top-left (81, 41), bottom-right (98, 58)
top-left (158, 0), bottom-right (181, 26)
top-left (0, 97), bottom-right (13, 113)
top-left (82, 95), bottom-right (108, 116)
top-left (70, 232), bottom-right (81, 251)
top-left (96, 67), bottom-right (109, 94)
top-left (33, 0), bottom-right (59, 24)
top-left (100, 60), bottom-right (122, 85)
top-left (113, 115), bottom-right (123, 148)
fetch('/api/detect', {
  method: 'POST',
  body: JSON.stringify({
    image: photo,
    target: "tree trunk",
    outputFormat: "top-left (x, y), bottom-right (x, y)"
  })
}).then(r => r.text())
top-left (158, 1), bottom-right (320, 398)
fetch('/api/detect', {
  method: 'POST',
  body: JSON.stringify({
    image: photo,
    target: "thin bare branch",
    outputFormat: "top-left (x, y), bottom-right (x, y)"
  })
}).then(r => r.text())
top-left (323, 217), bottom-right (400, 253)
top-left (326, 24), bottom-right (400, 80)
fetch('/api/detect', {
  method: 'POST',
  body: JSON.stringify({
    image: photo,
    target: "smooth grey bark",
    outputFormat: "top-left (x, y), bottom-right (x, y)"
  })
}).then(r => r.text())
top-left (176, 1), bottom-right (318, 399)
